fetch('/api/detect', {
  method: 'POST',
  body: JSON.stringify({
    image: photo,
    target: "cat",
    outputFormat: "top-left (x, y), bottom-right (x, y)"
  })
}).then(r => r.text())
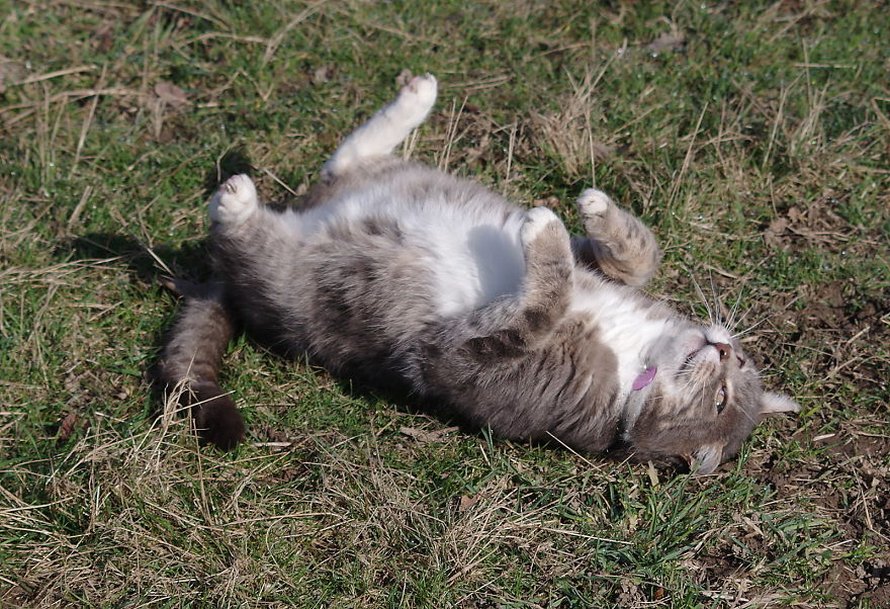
top-left (158, 73), bottom-right (799, 474)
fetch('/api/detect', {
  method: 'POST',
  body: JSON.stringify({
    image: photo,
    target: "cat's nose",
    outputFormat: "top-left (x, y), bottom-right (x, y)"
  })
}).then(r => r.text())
top-left (712, 342), bottom-right (732, 361)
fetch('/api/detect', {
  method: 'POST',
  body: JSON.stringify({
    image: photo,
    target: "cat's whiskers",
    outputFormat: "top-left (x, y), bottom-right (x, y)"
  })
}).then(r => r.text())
top-left (736, 403), bottom-right (757, 427)
top-left (732, 316), bottom-right (769, 340)
top-left (688, 271), bottom-right (715, 326)
top-left (676, 367), bottom-right (706, 395)
top-left (728, 301), bottom-right (758, 337)
top-left (726, 288), bottom-right (745, 334)
top-left (708, 272), bottom-right (724, 327)
top-left (697, 386), bottom-right (709, 414)
top-left (728, 305), bottom-right (753, 337)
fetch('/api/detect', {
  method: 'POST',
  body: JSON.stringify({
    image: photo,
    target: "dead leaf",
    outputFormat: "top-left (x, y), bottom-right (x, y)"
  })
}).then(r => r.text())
top-left (154, 81), bottom-right (189, 108)
top-left (764, 216), bottom-right (790, 249)
top-left (57, 412), bottom-right (77, 442)
top-left (395, 68), bottom-right (414, 88)
top-left (0, 55), bottom-right (26, 95)
top-left (311, 65), bottom-right (333, 84)
top-left (94, 23), bottom-right (115, 53)
top-left (458, 494), bottom-right (478, 512)
top-left (786, 205), bottom-right (804, 224)
top-left (533, 196), bottom-right (560, 209)
top-left (647, 31), bottom-right (686, 53)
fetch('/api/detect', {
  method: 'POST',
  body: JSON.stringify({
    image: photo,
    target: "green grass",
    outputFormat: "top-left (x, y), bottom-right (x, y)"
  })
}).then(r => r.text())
top-left (1, 1), bottom-right (888, 607)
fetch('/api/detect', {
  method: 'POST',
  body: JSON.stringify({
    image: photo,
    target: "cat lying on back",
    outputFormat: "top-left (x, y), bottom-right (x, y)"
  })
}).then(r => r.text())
top-left (158, 73), bottom-right (799, 474)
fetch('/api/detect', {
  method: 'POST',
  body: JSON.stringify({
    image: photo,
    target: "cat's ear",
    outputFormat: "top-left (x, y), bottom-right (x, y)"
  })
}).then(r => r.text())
top-left (689, 443), bottom-right (723, 475)
top-left (759, 392), bottom-right (800, 416)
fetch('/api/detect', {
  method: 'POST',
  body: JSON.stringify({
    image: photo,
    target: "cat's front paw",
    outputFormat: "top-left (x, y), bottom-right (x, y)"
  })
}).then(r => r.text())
top-left (209, 174), bottom-right (258, 226)
top-left (576, 188), bottom-right (613, 218)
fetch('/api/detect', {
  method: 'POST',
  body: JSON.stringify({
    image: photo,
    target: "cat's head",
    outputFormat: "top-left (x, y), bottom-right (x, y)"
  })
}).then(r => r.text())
top-left (626, 324), bottom-right (798, 474)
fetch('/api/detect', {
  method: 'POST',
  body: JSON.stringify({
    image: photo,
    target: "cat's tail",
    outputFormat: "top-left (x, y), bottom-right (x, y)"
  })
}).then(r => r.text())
top-left (156, 278), bottom-right (245, 450)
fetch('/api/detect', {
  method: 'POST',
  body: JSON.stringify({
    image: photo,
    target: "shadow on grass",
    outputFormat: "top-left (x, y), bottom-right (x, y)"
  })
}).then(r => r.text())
top-left (59, 232), bottom-right (212, 283)
top-left (48, 148), bottom-right (257, 445)
top-left (53, 231), bottom-right (216, 431)
top-left (202, 147), bottom-right (254, 199)
top-left (56, 148), bottom-right (258, 281)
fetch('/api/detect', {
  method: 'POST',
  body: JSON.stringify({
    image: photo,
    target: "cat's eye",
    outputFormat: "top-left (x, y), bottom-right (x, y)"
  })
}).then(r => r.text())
top-left (715, 385), bottom-right (728, 414)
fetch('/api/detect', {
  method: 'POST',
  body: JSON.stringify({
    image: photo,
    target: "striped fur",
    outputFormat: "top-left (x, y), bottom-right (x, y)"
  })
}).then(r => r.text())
top-left (156, 74), bottom-right (798, 472)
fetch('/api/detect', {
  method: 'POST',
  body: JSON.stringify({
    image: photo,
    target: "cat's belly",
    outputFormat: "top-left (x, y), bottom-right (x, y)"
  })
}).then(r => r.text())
top-left (296, 184), bottom-right (529, 318)
top-left (421, 209), bottom-right (526, 317)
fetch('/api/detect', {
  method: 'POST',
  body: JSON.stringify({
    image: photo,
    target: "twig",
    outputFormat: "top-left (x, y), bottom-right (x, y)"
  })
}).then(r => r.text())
top-left (263, 1), bottom-right (326, 65)
top-left (261, 167), bottom-right (299, 197)
top-left (10, 65), bottom-right (96, 86)
top-left (70, 64), bottom-right (107, 179)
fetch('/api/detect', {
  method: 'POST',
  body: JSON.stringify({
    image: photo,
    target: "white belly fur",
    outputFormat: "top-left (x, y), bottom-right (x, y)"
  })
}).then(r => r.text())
top-left (569, 284), bottom-right (668, 399)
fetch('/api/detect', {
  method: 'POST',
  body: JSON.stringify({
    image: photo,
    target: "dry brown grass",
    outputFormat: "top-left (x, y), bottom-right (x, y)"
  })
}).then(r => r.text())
top-left (1, 1), bottom-right (888, 607)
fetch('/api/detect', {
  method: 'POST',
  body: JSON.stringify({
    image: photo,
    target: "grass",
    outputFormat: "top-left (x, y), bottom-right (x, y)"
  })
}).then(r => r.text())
top-left (1, 0), bottom-right (888, 607)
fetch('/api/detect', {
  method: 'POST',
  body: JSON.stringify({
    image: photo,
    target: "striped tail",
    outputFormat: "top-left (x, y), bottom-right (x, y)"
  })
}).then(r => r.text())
top-left (156, 280), bottom-right (245, 450)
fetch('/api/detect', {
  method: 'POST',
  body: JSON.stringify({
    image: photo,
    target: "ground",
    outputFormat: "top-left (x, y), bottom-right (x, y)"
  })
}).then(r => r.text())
top-left (0, 1), bottom-right (888, 607)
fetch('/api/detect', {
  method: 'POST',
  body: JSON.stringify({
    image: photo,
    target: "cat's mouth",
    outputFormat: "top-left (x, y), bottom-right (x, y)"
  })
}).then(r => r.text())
top-left (677, 333), bottom-right (708, 373)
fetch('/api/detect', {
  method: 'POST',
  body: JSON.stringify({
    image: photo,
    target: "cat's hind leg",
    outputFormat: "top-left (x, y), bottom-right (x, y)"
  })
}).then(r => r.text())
top-left (322, 74), bottom-right (437, 179)
top-left (571, 189), bottom-right (661, 286)
top-left (157, 280), bottom-right (245, 450)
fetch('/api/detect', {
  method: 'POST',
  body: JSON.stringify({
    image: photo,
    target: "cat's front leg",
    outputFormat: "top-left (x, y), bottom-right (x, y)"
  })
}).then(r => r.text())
top-left (209, 174), bottom-right (259, 228)
top-left (571, 189), bottom-right (661, 286)
top-left (459, 207), bottom-right (574, 357)
top-left (519, 207), bottom-right (575, 316)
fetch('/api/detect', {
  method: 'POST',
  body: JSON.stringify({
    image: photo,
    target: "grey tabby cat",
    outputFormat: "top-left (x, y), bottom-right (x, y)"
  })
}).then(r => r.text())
top-left (158, 74), bottom-right (799, 474)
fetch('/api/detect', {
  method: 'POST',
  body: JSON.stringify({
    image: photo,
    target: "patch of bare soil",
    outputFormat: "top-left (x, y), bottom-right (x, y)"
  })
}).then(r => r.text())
top-left (750, 188), bottom-right (890, 606)
top-left (750, 328), bottom-right (888, 607)
top-left (825, 559), bottom-right (890, 608)
top-left (738, 425), bottom-right (889, 606)
top-left (762, 193), bottom-right (858, 254)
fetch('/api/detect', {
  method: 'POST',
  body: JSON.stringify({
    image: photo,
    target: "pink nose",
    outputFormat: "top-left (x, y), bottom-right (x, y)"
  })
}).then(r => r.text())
top-left (712, 342), bottom-right (732, 361)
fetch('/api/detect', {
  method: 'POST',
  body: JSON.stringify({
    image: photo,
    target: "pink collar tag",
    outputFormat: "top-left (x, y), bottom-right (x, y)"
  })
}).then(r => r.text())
top-left (632, 366), bottom-right (657, 391)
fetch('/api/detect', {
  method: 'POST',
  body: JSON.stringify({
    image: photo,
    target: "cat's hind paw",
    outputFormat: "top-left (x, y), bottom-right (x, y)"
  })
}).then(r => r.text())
top-left (209, 174), bottom-right (258, 226)
top-left (391, 73), bottom-right (438, 124)
top-left (576, 188), bottom-right (612, 218)
top-left (403, 73), bottom-right (437, 102)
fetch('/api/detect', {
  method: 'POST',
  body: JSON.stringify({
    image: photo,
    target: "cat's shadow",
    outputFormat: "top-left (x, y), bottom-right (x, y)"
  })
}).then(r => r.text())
top-left (58, 148), bottom-right (257, 280)
top-left (60, 232), bottom-right (212, 284)
top-left (201, 147), bottom-right (253, 198)
top-left (53, 149), bottom-right (254, 419)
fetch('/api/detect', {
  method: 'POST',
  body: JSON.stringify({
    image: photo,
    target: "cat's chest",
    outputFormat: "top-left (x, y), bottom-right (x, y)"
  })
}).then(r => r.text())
top-left (568, 282), bottom-right (670, 396)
